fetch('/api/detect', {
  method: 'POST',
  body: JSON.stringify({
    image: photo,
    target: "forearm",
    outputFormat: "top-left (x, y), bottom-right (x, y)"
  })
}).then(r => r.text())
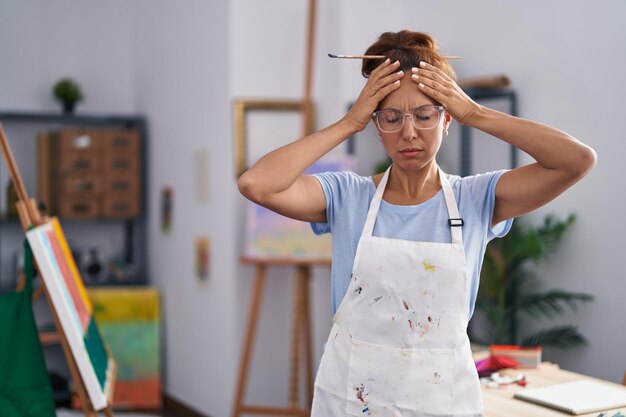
top-left (237, 118), bottom-right (358, 200)
top-left (466, 105), bottom-right (596, 175)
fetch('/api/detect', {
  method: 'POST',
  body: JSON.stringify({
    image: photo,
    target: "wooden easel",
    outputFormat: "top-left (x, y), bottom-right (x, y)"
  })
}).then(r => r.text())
top-left (231, 257), bottom-right (330, 417)
top-left (0, 121), bottom-right (116, 417)
top-left (232, 1), bottom-right (323, 414)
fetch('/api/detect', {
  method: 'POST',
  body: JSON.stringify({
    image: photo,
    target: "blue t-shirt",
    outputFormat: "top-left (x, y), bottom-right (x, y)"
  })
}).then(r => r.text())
top-left (311, 170), bottom-right (513, 318)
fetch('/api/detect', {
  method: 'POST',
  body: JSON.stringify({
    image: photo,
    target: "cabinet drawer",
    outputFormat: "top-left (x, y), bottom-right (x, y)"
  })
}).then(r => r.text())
top-left (58, 197), bottom-right (102, 218)
top-left (60, 175), bottom-right (103, 195)
top-left (104, 178), bottom-right (139, 194)
top-left (103, 193), bottom-right (140, 218)
top-left (58, 129), bottom-right (103, 173)
top-left (103, 130), bottom-right (140, 159)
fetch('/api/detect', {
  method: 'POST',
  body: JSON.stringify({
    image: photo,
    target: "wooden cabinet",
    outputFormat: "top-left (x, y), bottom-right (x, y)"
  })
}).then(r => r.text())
top-left (38, 127), bottom-right (141, 219)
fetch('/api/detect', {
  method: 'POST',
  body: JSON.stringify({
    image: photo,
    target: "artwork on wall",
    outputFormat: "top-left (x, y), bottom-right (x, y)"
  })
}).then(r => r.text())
top-left (243, 156), bottom-right (353, 260)
top-left (195, 236), bottom-right (210, 283)
top-left (194, 149), bottom-right (210, 203)
top-left (26, 218), bottom-right (113, 411)
top-left (160, 186), bottom-right (173, 234)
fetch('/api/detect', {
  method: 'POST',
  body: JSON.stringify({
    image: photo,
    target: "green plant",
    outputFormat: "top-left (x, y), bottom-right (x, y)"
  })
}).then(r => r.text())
top-left (52, 78), bottom-right (83, 104)
top-left (470, 214), bottom-right (593, 349)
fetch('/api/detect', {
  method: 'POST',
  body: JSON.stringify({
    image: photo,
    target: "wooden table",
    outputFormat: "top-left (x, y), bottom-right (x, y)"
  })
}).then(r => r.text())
top-left (482, 363), bottom-right (626, 416)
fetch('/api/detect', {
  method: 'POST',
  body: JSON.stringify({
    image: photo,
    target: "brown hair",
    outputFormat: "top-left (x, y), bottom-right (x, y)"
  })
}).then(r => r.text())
top-left (362, 30), bottom-right (456, 80)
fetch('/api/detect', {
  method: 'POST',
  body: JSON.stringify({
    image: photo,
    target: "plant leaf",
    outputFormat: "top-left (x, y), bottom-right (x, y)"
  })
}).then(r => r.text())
top-left (519, 290), bottom-right (594, 319)
top-left (521, 325), bottom-right (587, 349)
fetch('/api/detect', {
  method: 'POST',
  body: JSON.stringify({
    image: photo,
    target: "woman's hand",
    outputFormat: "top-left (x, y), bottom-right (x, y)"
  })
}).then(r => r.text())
top-left (411, 62), bottom-right (479, 125)
top-left (343, 59), bottom-right (404, 132)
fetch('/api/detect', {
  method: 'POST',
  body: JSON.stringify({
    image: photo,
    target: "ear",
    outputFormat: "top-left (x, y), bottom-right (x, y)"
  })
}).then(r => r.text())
top-left (443, 112), bottom-right (452, 135)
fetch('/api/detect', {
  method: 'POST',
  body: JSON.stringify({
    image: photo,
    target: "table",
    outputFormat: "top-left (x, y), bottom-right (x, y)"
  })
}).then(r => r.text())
top-left (482, 363), bottom-right (626, 416)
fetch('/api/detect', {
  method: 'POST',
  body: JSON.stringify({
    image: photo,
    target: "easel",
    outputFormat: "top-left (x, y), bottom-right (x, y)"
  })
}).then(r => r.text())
top-left (231, 1), bottom-right (324, 415)
top-left (0, 121), bottom-right (116, 417)
top-left (231, 257), bottom-right (330, 417)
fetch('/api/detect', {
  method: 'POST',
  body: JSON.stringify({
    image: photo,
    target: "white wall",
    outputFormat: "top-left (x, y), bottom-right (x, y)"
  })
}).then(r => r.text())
top-left (131, 1), bottom-right (235, 416)
top-left (2, 1), bottom-right (626, 416)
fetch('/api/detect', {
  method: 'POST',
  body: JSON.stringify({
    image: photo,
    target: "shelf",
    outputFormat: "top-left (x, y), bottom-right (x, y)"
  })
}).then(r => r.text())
top-left (0, 111), bottom-right (145, 129)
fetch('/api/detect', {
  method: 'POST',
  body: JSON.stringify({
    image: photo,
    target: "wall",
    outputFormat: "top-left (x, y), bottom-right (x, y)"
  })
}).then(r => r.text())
top-left (131, 1), bottom-right (235, 416)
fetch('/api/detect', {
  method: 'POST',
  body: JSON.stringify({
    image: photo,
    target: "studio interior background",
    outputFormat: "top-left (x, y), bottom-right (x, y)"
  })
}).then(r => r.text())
top-left (0, 1), bottom-right (624, 416)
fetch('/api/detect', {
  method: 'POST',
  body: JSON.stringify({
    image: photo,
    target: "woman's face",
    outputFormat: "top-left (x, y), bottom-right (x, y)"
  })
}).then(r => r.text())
top-left (374, 72), bottom-right (450, 173)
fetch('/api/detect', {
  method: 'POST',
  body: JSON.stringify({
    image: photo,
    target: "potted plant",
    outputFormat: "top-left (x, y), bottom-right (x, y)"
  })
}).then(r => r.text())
top-left (52, 78), bottom-right (83, 114)
top-left (470, 214), bottom-right (593, 349)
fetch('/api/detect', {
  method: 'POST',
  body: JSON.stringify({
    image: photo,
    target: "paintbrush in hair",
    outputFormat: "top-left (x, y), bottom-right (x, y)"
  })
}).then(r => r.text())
top-left (328, 53), bottom-right (461, 60)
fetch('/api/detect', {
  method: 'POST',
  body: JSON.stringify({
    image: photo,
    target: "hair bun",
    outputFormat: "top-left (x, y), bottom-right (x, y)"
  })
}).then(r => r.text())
top-left (405, 32), bottom-right (437, 51)
top-left (361, 30), bottom-right (455, 80)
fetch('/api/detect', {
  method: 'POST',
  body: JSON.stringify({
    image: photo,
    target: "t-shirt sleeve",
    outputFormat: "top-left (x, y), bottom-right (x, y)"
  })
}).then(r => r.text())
top-left (310, 171), bottom-right (365, 235)
top-left (310, 172), bottom-right (334, 235)
top-left (463, 170), bottom-right (513, 241)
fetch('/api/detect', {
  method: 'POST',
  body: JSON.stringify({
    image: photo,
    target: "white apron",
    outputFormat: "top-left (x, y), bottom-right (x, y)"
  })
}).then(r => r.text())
top-left (311, 166), bottom-right (484, 417)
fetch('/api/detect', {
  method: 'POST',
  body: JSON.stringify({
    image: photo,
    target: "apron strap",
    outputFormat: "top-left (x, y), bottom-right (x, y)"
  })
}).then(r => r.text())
top-left (363, 165), bottom-right (463, 244)
top-left (438, 167), bottom-right (463, 244)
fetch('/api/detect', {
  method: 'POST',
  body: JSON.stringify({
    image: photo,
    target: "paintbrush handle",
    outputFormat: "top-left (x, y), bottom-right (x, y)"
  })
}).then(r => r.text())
top-left (328, 53), bottom-right (461, 60)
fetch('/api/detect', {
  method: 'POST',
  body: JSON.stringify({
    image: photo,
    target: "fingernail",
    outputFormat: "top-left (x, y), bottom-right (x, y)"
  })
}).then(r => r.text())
top-left (412, 74), bottom-right (418, 79)
top-left (419, 83), bottom-right (425, 88)
top-left (385, 58), bottom-right (390, 64)
top-left (411, 67), bottom-right (418, 73)
top-left (394, 60), bottom-right (400, 65)
top-left (420, 61), bottom-right (426, 67)
top-left (394, 80), bottom-right (400, 84)
top-left (397, 70), bottom-right (404, 76)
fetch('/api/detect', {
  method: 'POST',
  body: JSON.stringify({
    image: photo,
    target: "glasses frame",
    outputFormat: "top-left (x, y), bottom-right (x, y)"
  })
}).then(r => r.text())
top-left (372, 105), bottom-right (445, 133)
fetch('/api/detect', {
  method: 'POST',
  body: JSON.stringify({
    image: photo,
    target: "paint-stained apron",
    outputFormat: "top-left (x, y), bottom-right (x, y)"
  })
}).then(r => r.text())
top-left (311, 166), bottom-right (484, 417)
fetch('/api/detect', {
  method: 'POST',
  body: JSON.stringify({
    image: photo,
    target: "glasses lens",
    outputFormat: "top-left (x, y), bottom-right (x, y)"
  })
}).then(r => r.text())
top-left (412, 106), bottom-right (441, 129)
top-left (376, 110), bottom-right (403, 132)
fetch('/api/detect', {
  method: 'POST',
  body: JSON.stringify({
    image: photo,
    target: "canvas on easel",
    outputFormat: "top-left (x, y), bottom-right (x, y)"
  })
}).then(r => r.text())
top-left (27, 219), bottom-right (114, 411)
top-left (1, 120), bottom-right (116, 416)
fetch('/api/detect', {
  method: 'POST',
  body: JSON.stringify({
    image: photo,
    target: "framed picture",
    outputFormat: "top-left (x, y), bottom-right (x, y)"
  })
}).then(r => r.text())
top-left (233, 98), bottom-right (304, 177)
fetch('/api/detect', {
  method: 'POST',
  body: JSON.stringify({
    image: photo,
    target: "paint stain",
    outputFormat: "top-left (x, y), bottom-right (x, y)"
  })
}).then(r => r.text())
top-left (372, 296), bottom-right (383, 304)
top-left (355, 384), bottom-right (371, 415)
top-left (355, 286), bottom-right (363, 295)
top-left (423, 259), bottom-right (436, 272)
top-left (402, 300), bottom-right (410, 310)
top-left (432, 372), bottom-right (442, 384)
top-left (351, 273), bottom-right (356, 282)
top-left (428, 316), bottom-right (432, 322)
top-left (408, 319), bottom-right (415, 332)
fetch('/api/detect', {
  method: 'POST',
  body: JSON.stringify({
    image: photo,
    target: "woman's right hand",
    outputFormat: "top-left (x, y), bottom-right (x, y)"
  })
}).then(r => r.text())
top-left (343, 59), bottom-right (403, 132)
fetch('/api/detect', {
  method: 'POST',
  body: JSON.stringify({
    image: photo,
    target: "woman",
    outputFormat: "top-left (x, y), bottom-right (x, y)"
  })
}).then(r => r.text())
top-left (238, 30), bottom-right (596, 416)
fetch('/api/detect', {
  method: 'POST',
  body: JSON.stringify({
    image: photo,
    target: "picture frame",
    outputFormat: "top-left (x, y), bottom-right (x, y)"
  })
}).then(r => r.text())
top-left (233, 98), bottom-right (304, 177)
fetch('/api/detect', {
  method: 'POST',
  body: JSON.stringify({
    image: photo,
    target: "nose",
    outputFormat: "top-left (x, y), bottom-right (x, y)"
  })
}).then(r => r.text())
top-left (401, 113), bottom-right (417, 141)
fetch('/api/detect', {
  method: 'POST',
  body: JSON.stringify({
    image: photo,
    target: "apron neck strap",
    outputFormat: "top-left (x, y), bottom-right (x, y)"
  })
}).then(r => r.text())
top-left (363, 165), bottom-right (463, 244)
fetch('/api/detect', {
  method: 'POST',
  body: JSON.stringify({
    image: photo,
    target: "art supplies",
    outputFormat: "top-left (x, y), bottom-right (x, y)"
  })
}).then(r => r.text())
top-left (514, 380), bottom-right (626, 415)
top-left (489, 344), bottom-right (542, 368)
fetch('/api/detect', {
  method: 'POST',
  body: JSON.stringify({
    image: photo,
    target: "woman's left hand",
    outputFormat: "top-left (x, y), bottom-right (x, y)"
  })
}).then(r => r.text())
top-left (411, 62), bottom-right (479, 125)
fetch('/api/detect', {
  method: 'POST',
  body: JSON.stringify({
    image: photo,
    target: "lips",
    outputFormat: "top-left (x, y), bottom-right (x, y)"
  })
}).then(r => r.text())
top-left (399, 148), bottom-right (423, 157)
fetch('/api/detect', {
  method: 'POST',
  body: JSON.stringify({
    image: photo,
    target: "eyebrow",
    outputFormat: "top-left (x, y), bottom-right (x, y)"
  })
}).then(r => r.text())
top-left (380, 104), bottom-right (440, 111)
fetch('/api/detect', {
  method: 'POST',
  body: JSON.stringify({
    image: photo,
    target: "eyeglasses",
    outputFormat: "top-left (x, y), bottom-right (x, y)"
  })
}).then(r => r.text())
top-left (372, 105), bottom-right (445, 132)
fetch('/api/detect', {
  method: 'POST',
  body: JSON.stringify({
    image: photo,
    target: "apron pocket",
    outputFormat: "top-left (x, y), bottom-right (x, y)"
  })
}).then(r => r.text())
top-left (346, 338), bottom-right (453, 416)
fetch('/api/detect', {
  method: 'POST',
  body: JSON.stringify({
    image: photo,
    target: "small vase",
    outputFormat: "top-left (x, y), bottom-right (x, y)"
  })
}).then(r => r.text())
top-left (62, 101), bottom-right (76, 114)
